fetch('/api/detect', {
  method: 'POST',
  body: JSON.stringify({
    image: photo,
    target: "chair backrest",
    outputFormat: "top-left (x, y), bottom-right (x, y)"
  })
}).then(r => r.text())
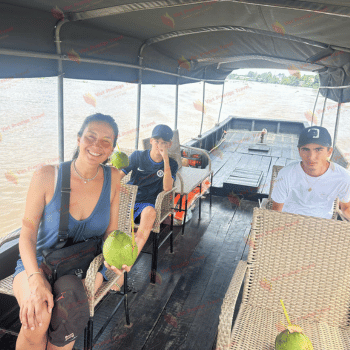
top-left (118, 181), bottom-right (137, 236)
top-left (142, 129), bottom-right (182, 170)
top-left (246, 208), bottom-right (350, 327)
top-left (266, 165), bottom-right (284, 209)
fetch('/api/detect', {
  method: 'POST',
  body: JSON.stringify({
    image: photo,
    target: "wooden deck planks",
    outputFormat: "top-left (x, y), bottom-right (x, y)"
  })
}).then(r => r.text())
top-left (211, 129), bottom-right (301, 197)
top-left (74, 197), bottom-right (257, 350)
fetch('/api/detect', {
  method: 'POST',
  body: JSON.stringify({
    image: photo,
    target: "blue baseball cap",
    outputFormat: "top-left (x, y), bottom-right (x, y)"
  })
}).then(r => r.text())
top-left (151, 124), bottom-right (173, 142)
top-left (298, 126), bottom-right (332, 148)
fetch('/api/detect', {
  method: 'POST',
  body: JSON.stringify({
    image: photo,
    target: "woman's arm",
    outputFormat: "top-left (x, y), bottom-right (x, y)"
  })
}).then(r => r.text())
top-left (19, 165), bottom-right (55, 329)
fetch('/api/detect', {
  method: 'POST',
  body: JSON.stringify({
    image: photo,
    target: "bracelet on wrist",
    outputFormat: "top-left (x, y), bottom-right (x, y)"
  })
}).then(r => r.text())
top-left (27, 271), bottom-right (42, 281)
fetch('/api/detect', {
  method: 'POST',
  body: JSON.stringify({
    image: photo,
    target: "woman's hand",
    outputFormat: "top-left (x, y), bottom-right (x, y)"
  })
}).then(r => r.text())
top-left (104, 261), bottom-right (132, 275)
top-left (20, 274), bottom-right (54, 331)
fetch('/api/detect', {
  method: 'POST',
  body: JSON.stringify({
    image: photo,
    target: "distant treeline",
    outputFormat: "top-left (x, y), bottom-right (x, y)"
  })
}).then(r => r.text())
top-left (228, 71), bottom-right (320, 89)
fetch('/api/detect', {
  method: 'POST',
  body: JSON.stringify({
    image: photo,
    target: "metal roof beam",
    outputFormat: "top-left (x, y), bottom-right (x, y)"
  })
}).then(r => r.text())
top-left (194, 54), bottom-right (323, 70)
top-left (68, 0), bottom-right (350, 21)
top-left (140, 26), bottom-right (329, 55)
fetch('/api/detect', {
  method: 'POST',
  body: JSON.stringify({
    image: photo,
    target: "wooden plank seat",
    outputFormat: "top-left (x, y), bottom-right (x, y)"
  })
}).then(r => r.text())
top-left (260, 165), bottom-right (345, 220)
top-left (217, 208), bottom-right (350, 350)
top-left (142, 129), bottom-right (213, 234)
top-left (0, 181), bottom-right (138, 350)
top-left (120, 148), bottom-right (176, 284)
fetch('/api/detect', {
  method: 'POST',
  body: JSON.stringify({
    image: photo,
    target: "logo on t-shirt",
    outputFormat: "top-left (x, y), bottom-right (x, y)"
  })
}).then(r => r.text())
top-left (157, 170), bottom-right (164, 177)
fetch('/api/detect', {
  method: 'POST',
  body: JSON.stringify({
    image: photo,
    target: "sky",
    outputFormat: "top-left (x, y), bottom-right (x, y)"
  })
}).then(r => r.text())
top-left (236, 68), bottom-right (317, 76)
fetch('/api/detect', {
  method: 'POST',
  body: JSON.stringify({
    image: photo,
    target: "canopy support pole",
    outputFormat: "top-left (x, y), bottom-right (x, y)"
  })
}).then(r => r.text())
top-left (55, 20), bottom-right (68, 163)
top-left (175, 66), bottom-right (180, 130)
top-left (198, 71), bottom-right (206, 138)
top-left (311, 89), bottom-right (320, 126)
top-left (217, 81), bottom-right (225, 125)
top-left (135, 56), bottom-right (143, 150)
top-left (332, 71), bottom-right (346, 149)
top-left (320, 92), bottom-right (328, 127)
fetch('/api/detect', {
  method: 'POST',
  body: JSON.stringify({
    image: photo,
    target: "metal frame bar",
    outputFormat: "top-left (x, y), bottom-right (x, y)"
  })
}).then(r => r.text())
top-left (199, 74), bottom-right (206, 138)
top-left (175, 66), bottom-right (180, 130)
top-left (143, 26), bottom-right (329, 51)
top-left (217, 82), bottom-right (225, 124)
top-left (0, 48), bottom-right (224, 84)
top-left (54, 19), bottom-right (69, 163)
top-left (68, 0), bottom-right (350, 22)
top-left (320, 92), bottom-right (328, 127)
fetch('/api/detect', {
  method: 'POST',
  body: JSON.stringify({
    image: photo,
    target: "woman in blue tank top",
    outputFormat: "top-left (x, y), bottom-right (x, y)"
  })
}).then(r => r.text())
top-left (12, 114), bottom-right (129, 350)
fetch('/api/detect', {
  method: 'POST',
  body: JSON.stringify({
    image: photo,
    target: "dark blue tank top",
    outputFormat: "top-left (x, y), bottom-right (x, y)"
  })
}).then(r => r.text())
top-left (35, 163), bottom-right (111, 258)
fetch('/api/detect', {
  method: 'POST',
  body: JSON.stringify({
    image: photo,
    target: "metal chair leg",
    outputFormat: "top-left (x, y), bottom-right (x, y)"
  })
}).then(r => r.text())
top-left (84, 318), bottom-right (93, 350)
top-left (210, 173), bottom-right (213, 207)
top-left (123, 271), bottom-right (131, 326)
top-left (182, 197), bottom-right (188, 235)
top-left (170, 213), bottom-right (174, 253)
top-left (150, 231), bottom-right (158, 284)
top-left (199, 183), bottom-right (202, 220)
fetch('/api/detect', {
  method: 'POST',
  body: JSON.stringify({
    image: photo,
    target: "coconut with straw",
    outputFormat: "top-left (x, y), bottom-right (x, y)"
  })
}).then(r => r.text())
top-left (110, 143), bottom-right (129, 169)
top-left (275, 299), bottom-right (313, 350)
top-left (103, 207), bottom-right (138, 270)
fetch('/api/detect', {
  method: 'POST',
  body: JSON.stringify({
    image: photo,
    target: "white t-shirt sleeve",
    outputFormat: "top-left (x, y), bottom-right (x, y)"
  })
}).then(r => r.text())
top-left (271, 170), bottom-right (289, 204)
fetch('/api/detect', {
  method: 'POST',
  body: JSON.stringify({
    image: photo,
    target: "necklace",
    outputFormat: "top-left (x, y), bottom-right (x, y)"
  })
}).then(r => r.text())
top-left (301, 163), bottom-right (324, 192)
top-left (73, 160), bottom-right (100, 184)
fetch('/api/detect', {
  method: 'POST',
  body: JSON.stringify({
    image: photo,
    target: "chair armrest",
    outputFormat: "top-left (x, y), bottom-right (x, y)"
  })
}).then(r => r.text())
top-left (217, 260), bottom-right (247, 350)
top-left (0, 229), bottom-right (21, 248)
top-left (335, 207), bottom-right (348, 221)
top-left (153, 188), bottom-right (176, 233)
top-left (175, 170), bottom-right (184, 194)
top-left (180, 145), bottom-right (212, 172)
top-left (84, 253), bottom-right (124, 316)
top-left (260, 198), bottom-right (268, 209)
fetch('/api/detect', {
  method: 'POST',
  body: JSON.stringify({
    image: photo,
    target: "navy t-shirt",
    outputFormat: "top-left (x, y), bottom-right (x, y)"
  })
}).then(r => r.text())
top-left (122, 150), bottom-right (178, 205)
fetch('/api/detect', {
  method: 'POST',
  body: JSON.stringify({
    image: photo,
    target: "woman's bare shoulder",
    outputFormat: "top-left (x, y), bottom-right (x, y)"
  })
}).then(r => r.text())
top-left (30, 165), bottom-right (56, 189)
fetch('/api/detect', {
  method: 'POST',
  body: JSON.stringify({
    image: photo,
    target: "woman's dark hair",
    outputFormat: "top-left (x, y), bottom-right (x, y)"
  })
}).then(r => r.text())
top-left (72, 113), bottom-right (119, 164)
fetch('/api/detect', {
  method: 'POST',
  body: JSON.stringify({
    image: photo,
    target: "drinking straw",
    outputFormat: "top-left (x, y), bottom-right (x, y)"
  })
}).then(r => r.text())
top-left (131, 207), bottom-right (135, 250)
top-left (280, 299), bottom-right (292, 326)
top-left (116, 143), bottom-right (121, 152)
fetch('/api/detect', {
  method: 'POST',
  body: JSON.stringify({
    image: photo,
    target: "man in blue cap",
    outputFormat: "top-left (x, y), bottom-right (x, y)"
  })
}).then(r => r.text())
top-left (271, 126), bottom-right (350, 219)
top-left (107, 124), bottom-right (178, 289)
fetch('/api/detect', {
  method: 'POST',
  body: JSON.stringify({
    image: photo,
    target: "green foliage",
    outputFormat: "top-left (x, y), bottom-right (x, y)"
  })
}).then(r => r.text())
top-left (233, 71), bottom-right (320, 88)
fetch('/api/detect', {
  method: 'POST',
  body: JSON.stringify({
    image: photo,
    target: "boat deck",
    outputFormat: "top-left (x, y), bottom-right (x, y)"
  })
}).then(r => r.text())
top-left (210, 129), bottom-right (300, 198)
top-left (0, 127), bottom-right (303, 350)
top-left (76, 196), bottom-right (256, 350)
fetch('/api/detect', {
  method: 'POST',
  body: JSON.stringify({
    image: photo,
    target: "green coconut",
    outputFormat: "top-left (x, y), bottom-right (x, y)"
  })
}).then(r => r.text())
top-left (110, 151), bottom-right (129, 169)
top-left (275, 326), bottom-right (313, 350)
top-left (103, 230), bottom-right (138, 269)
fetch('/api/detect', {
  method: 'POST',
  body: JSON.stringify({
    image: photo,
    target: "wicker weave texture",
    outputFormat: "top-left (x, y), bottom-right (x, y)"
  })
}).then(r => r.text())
top-left (84, 183), bottom-right (138, 316)
top-left (218, 208), bottom-right (350, 350)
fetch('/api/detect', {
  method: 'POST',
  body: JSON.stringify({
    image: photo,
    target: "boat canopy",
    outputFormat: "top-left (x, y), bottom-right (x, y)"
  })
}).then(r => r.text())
top-left (1, 0), bottom-right (350, 102)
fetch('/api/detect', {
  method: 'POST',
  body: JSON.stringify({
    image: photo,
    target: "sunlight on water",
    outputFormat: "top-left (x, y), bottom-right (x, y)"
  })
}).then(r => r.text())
top-left (0, 77), bottom-right (349, 237)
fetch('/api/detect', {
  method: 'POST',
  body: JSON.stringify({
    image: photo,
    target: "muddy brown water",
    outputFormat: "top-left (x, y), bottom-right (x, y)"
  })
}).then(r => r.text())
top-left (1, 78), bottom-right (349, 237)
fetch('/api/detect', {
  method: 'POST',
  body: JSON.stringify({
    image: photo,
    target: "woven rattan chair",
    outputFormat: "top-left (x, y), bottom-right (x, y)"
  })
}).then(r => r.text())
top-left (120, 148), bottom-right (176, 284)
top-left (260, 164), bottom-right (345, 220)
top-left (217, 207), bottom-right (350, 350)
top-left (143, 129), bottom-right (213, 234)
top-left (0, 180), bottom-right (138, 350)
top-left (83, 182), bottom-right (138, 350)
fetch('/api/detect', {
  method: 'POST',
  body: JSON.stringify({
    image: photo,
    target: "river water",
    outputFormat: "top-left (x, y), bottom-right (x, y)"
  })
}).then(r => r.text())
top-left (1, 78), bottom-right (349, 237)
